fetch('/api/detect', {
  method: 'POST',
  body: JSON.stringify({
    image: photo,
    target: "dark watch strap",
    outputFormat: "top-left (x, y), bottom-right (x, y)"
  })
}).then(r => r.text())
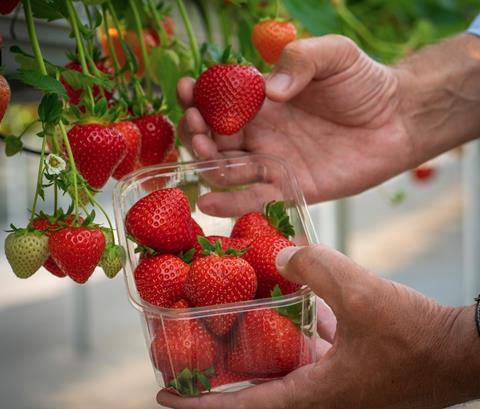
top-left (475, 295), bottom-right (480, 337)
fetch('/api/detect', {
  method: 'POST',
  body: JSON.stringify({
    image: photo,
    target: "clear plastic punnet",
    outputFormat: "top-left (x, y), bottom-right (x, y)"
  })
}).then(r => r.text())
top-left (113, 154), bottom-right (319, 396)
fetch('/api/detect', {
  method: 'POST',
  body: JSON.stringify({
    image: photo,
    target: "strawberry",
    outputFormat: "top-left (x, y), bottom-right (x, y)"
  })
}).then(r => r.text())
top-left (133, 114), bottom-right (175, 167)
top-left (193, 235), bottom-right (251, 259)
top-left (125, 188), bottom-right (195, 254)
top-left (0, 74), bottom-right (11, 124)
top-left (4, 229), bottom-right (49, 278)
top-left (231, 201), bottom-right (295, 240)
top-left (243, 235), bottom-right (299, 299)
top-left (227, 309), bottom-right (302, 375)
top-left (0, 0), bottom-right (20, 15)
top-left (210, 364), bottom-right (250, 389)
top-left (100, 244), bottom-right (126, 279)
top-left (145, 17), bottom-right (176, 45)
top-left (185, 238), bottom-right (257, 336)
top-left (194, 64), bottom-right (266, 135)
top-left (111, 121), bottom-right (142, 180)
top-left (60, 61), bottom-right (113, 107)
top-left (252, 20), bottom-right (297, 65)
top-left (191, 218), bottom-right (204, 238)
top-left (67, 123), bottom-right (127, 189)
top-left (163, 148), bottom-right (179, 164)
top-left (49, 226), bottom-right (106, 284)
top-left (411, 163), bottom-right (437, 182)
top-left (134, 254), bottom-right (189, 307)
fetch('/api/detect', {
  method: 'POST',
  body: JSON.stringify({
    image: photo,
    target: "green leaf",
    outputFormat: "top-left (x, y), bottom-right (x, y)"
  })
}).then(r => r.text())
top-left (149, 48), bottom-right (180, 112)
top-left (4, 136), bottom-right (23, 157)
top-left (38, 94), bottom-right (63, 124)
top-left (31, 0), bottom-right (68, 21)
top-left (282, 0), bottom-right (340, 36)
top-left (10, 46), bottom-right (58, 76)
top-left (265, 201), bottom-right (295, 238)
top-left (271, 285), bottom-right (303, 326)
top-left (11, 69), bottom-right (67, 96)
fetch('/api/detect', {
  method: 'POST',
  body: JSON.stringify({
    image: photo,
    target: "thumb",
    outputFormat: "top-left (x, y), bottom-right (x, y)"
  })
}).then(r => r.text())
top-left (276, 244), bottom-right (376, 319)
top-left (266, 35), bottom-right (361, 102)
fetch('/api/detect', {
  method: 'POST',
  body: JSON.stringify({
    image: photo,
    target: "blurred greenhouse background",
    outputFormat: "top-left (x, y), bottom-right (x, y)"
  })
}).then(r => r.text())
top-left (1, 1), bottom-right (480, 408)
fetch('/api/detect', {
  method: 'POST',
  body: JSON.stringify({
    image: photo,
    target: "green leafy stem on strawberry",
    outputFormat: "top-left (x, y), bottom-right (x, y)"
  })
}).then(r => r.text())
top-left (169, 367), bottom-right (215, 397)
top-left (265, 200), bottom-right (295, 238)
top-left (197, 236), bottom-right (249, 258)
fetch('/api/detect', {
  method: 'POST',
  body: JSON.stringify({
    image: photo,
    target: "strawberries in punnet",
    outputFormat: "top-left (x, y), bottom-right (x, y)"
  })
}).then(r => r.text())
top-left (49, 226), bottom-right (106, 284)
top-left (133, 114), bottom-right (175, 167)
top-left (231, 201), bottom-right (294, 240)
top-left (252, 20), bottom-right (297, 65)
top-left (193, 235), bottom-right (251, 260)
top-left (191, 218), bottom-right (204, 239)
top-left (210, 364), bottom-right (250, 389)
top-left (126, 188), bottom-right (195, 253)
top-left (244, 235), bottom-right (299, 298)
top-left (111, 121), bottom-right (142, 180)
top-left (134, 254), bottom-right (189, 307)
top-left (0, 0), bottom-right (20, 15)
top-left (185, 238), bottom-right (257, 336)
top-left (67, 123), bottom-right (127, 189)
top-left (227, 309), bottom-right (302, 375)
top-left (194, 64), bottom-right (266, 135)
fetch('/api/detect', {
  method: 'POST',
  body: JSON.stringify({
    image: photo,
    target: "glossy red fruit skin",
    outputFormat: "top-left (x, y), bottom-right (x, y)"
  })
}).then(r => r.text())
top-left (227, 309), bottom-right (302, 375)
top-left (150, 316), bottom-right (216, 376)
top-left (231, 212), bottom-right (280, 240)
top-left (185, 255), bottom-right (257, 336)
top-left (134, 255), bottom-right (189, 307)
top-left (191, 219), bottom-right (204, 239)
top-left (411, 164), bottom-right (436, 182)
top-left (60, 61), bottom-right (113, 107)
top-left (0, 75), bottom-right (11, 124)
top-left (194, 64), bottom-right (266, 136)
top-left (68, 123), bottom-right (127, 189)
top-left (244, 235), bottom-right (299, 299)
top-left (0, 0), bottom-right (20, 15)
top-left (126, 188), bottom-right (195, 254)
top-left (48, 227), bottom-right (106, 284)
top-left (133, 114), bottom-right (175, 167)
top-left (192, 235), bottom-right (251, 260)
top-left (211, 365), bottom-right (250, 389)
top-left (252, 20), bottom-right (297, 65)
top-left (112, 121), bottom-right (142, 180)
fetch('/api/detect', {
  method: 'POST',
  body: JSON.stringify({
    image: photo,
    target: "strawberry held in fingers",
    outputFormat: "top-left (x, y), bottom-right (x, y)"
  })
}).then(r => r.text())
top-left (252, 19), bottom-right (297, 65)
top-left (112, 121), bottom-right (142, 180)
top-left (194, 63), bottom-right (266, 135)
top-left (68, 123), bottom-right (126, 189)
top-left (133, 114), bottom-right (175, 167)
top-left (49, 226), bottom-right (106, 284)
top-left (0, 0), bottom-right (20, 15)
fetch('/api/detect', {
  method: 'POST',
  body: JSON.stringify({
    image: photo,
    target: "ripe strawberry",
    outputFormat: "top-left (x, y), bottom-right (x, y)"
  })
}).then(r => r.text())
top-left (100, 244), bottom-right (126, 279)
top-left (227, 309), bottom-right (302, 375)
top-left (163, 148), bottom-right (179, 164)
top-left (411, 163), bottom-right (436, 182)
top-left (60, 61), bottom-right (113, 107)
top-left (193, 235), bottom-right (251, 259)
top-left (185, 238), bottom-right (257, 336)
top-left (134, 254), bottom-right (189, 307)
top-left (133, 114), bottom-right (175, 167)
top-left (111, 121), bottom-right (142, 180)
top-left (231, 201), bottom-right (295, 240)
top-left (252, 20), bottom-right (297, 65)
top-left (49, 226), bottom-right (105, 284)
top-left (145, 17), bottom-right (176, 45)
top-left (0, 74), bottom-right (11, 124)
top-left (210, 364), bottom-right (250, 389)
top-left (191, 218), bottom-right (204, 238)
top-left (67, 123), bottom-right (127, 189)
top-left (244, 235), bottom-right (299, 299)
top-left (0, 0), bottom-right (20, 15)
top-left (5, 230), bottom-right (49, 278)
top-left (194, 64), bottom-right (266, 135)
top-left (126, 188), bottom-right (195, 254)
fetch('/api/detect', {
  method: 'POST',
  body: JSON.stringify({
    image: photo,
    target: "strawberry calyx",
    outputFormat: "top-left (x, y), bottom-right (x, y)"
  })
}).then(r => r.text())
top-left (199, 44), bottom-right (248, 70)
top-left (197, 236), bottom-right (249, 257)
top-left (265, 201), bottom-right (295, 238)
top-left (6, 224), bottom-right (46, 237)
top-left (170, 367), bottom-right (215, 396)
top-left (179, 248), bottom-right (195, 264)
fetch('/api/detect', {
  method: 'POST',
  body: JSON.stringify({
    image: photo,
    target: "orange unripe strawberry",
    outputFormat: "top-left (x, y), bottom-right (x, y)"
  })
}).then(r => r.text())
top-left (252, 20), bottom-right (297, 65)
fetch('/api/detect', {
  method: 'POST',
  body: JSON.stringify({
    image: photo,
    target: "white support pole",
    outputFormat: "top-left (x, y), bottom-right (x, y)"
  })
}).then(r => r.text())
top-left (73, 284), bottom-right (90, 355)
top-left (314, 199), bottom-right (349, 254)
top-left (463, 140), bottom-right (480, 304)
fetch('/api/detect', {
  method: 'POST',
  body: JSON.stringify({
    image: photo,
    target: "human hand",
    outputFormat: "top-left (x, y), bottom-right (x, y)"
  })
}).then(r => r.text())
top-left (178, 35), bottom-right (414, 207)
top-left (157, 245), bottom-right (477, 409)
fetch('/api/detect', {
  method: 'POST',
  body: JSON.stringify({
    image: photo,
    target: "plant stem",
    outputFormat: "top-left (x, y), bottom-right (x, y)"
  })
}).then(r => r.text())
top-left (176, 0), bottom-right (200, 74)
top-left (274, 0), bottom-right (280, 19)
top-left (199, 0), bottom-right (213, 43)
top-left (128, 0), bottom-right (153, 99)
top-left (29, 136), bottom-right (47, 224)
top-left (146, 0), bottom-right (169, 46)
top-left (59, 122), bottom-right (80, 223)
top-left (219, 5), bottom-right (231, 51)
top-left (86, 190), bottom-right (115, 244)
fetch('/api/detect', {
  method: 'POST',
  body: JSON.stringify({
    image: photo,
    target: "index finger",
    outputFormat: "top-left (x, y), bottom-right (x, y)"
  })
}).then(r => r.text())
top-left (177, 77), bottom-right (196, 110)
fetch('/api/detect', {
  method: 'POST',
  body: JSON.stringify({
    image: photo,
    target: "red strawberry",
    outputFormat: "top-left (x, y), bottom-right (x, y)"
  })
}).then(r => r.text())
top-left (411, 163), bottom-right (436, 182)
top-left (67, 123), bottom-right (126, 189)
top-left (112, 121), bottom-right (142, 180)
top-left (194, 64), bottom-right (266, 135)
top-left (227, 309), bottom-right (302, 375)
top-left (252, 20), bottom-right (297, 65)
top-left (0, 0), bottom-right (20, 15)
top-left (244, 235), bottom-right (299, 299)
top-left (0, 74), bottom-right (11, 124)
top-left (193, 235), bottom-right (251, 259)
top-left (133, 114), bottom-right (175, 167)
top-left (231, 201), bottom-right (294, 240)
top-left (191, 219), bottom-right (204, 238)
top-left (60, 61), bottom-right (113, 107)
top-left (163, 148), bottom-right (179, 164)
top-left (134, 254), bottom-right (189, 307)
top-left (185, 239), bottom-right (257, 336)
top-left (126, 188), bottom-right (195, 254)
top-left (49, 226), bottom-right (105, 284)
top-left (146, 16), bottom-right (176, 45)
top-left (211, 365), bottom-right (250, 389)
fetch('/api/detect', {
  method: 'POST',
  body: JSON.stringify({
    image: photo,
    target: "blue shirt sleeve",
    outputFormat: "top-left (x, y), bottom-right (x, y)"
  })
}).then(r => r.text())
top-left (467, 14), bottom-right (480, 36)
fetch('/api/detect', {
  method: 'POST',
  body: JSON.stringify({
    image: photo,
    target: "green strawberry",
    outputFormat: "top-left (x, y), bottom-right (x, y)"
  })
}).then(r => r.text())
top-left (5, 229), bottom-right (49, 278)
top-left (100, 244), bottom-right (126, 279)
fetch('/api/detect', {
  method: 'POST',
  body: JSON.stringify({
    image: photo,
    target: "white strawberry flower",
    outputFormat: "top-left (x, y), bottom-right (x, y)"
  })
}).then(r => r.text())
top-left (45, 154), bottom-right (66, 175)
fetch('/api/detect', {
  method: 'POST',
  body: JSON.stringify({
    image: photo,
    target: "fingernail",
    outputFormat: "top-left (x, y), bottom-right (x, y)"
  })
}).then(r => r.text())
top-left (276, 246), bottom-right (301, 273)
top-left (267, 73), bottom-right (292, 94)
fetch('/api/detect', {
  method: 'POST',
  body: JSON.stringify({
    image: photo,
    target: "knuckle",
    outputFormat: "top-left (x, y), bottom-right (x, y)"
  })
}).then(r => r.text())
top-left (289, 245), bottom-right (324, 273)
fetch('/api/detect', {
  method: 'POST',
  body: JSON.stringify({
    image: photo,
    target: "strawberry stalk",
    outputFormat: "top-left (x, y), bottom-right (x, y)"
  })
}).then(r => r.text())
top-left (85, 189), bottom-right (116, 245)
top-left (29, 135), bottom-right (47, 224)
top-left (274, 0), bottom-right (280, 18)
top-left (145, 0), bottom-right (169, 47)
top-left (128, 0), bottom-right (153, 99)
top-left (175, 0), bottom-right (200, 74)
